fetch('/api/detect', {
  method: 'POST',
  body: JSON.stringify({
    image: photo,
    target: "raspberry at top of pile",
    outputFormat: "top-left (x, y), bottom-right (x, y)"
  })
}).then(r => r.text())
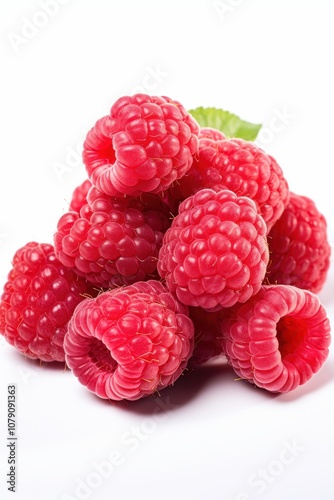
top-left (82, 94), bottom-right (199, 197)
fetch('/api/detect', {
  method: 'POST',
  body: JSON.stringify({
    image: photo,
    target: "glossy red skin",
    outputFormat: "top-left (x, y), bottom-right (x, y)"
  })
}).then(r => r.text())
top-left (64, 280), bottom-right (194, 401)
top-left (54, 187), bottom-right (171, 288)
top-left (170, 136), bottom-right (290, 233)
top-left (69, 178), bottom-right (92, 213)
top-left (83, 94), bottom-right (199, 197)
top-left (266, 192), bottom-right (331, 293)
top-left (158, 188), bottom-right (269, 310)
top-left (220, 285), bottom-right (331, 393)
top-left (0, 242), bottom-right (93, 362)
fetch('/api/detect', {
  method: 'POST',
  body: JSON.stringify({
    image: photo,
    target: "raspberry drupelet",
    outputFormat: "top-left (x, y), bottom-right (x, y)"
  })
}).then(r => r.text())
top-left (69, 178), bottom-right (92, 213)
top-left (198, 127), bottom-right (226, 141)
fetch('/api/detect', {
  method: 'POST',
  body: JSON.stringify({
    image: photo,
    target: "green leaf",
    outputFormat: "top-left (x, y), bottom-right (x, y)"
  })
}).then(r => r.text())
top-left (188, 107), bottom-right (262, 141)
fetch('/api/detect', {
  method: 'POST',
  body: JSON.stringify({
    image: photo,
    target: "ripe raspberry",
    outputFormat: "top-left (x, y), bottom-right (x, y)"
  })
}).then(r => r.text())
top-left (198, 127), bottom-right (226, 141)
top-left (0, 242), bottom-right (93, 362)
top-left (82, 94), bottom-right (199, 197)
top-left (64, 280), bottom-right (194, 401)
top-left (160, 189), bottom-right (180, 218)
top-left (188, 307), bottom-right (224, 367)
top-left (158, 188), bottom-right (269, 310)
top-left (69, 178), bottom-right (92, 212)
top-left (266, 192), bottom-right (331, 293)
top-left (170, 136), bottom-right (289, 232)
top-left (220, 285), bottom-right (331, 393)
top-left (54, 186), bottom-right (171, 288)
top-left (159, 127), bottom-right (227, 219)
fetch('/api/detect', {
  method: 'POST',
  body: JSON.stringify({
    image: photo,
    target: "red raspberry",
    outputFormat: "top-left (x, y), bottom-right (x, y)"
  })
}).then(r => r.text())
top-left (198, 127), bottom-right (226, 141)
top-left (170, 136), bottom-right (290, 232)
top-left (158, 188), bottom-right (269, 310)
top-left (160, 189), bottom-right (180, 218)
top-left (54, 186), bottom-right (171, 288)
top-left (266, 192), bottom-right (331, 293)
top-left (64, 280), bottom-right (194, 401)
top-left (220, 285), bottom-right (331, 393)
top-left (0, 242), bottom-right (93, 362)
top-left (188, 306), bottom-right (224, 367)
top-left (160, 126), bottom-right (226, 218)
top-left (82, 94), bottom-right (199, 197)
top-left (69, 178), bottom-right (92, 212)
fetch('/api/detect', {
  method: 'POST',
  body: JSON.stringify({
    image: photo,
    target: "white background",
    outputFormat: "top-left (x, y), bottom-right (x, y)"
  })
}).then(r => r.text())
top-left (0, 1), bottom-right (334, 499)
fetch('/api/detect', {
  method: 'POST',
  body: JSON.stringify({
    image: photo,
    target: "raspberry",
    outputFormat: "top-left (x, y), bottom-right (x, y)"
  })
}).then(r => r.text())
top-left (158, 129), bottom-right (228, 219)
top-left (170, 136), bottom-right (290, 232)
top-left (198, 127), bottom-right (226, 141)
top-left (64, 280), bottom-right (194, 401)
top-left (188, 306), bottom-right (224, 367)
top-left (82, 94), bottom-right (199, 197)
top-left (54, 186), bottom-right (171, 288)
top-left (266, 192), bottom-right (331, 293)
top-left (0, 242), bottom-right (93, 362)
top-left (69, 178), bottom-right (92, 212)
top-left (158, 188), bottom-right (269, 310)
top-left (220, 285), bottom-right (331, 393)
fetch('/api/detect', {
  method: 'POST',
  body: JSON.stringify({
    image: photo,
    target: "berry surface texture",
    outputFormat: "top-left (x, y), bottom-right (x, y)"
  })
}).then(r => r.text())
top-left (0, 93), bottom-right (332, 406)
top-left (2, 6), bottom-right (334, 500)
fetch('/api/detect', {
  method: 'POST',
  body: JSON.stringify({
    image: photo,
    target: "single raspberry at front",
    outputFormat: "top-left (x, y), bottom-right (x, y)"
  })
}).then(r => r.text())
top-left (158, 188), bottom-right (269, 310)
top-left (54, 186), bottom-right (171, 288)
top-left (82, 94), bottom-right (199, 197)
top-left (170, 135), bottom-right (290, 232)
top-left (64, 280), bottom-right (194, 401)
top-left (266, 192), bottom-right (331, 293)
top-left (0, 242), bottom-right (93, 362)
top-left (220, 285), bottom-right (331, 393)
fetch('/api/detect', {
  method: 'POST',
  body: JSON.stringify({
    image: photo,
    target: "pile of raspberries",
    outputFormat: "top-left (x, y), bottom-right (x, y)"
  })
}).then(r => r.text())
top-left (0, 94), bottom-right (331, 401)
